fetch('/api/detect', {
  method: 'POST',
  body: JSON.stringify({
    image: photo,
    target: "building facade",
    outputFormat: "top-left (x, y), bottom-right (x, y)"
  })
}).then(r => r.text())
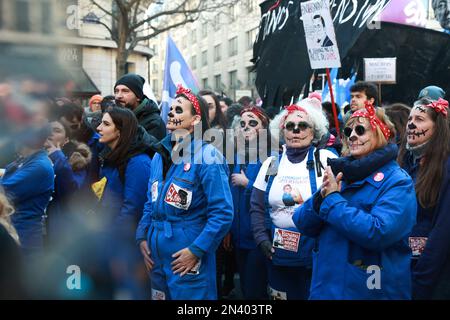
top-left (149, 0), bottom-right (261, 102)
top-left (0, 0), bottom-right (153, 104)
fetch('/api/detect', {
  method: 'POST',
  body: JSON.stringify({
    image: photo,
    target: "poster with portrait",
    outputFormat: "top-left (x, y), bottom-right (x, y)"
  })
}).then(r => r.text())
top-left (301, 0), bottom-right (341, 69)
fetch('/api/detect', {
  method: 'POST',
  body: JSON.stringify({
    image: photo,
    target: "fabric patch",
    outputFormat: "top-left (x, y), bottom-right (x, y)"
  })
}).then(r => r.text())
top-left (272, 228), bottom-right (301, 252)
top-left (151, 288), bottom-right (166, 300)
top-left (409, 237), bottom-right (428, 257)
top-left (151, 181), bottom-right (158, 202)
top-left (164, 183), bottom-right (192, 210)
top-left (268, 286), bottom-right (287, 300)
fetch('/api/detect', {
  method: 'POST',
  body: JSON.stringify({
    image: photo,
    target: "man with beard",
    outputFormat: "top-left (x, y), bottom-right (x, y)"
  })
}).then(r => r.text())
top-left (114, 74), bottom-right (166, 141)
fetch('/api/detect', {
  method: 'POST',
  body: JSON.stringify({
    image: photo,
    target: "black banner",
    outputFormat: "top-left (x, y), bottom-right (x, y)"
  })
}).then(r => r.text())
top-left (252, 0), bottom-right (391, 108)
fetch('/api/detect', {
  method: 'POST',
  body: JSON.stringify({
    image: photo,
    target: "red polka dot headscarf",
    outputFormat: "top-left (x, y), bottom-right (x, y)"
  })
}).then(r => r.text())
top-left (351, 101), bottom-right (392, 140)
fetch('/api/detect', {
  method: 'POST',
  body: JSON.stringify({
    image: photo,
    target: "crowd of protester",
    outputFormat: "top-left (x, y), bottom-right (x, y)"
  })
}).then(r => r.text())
top-left (0, 75), bottom-right (448, 300)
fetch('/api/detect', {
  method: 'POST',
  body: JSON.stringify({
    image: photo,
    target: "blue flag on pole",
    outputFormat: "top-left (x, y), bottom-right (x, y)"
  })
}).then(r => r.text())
top-left (160, 35), bottom-right (199, 124)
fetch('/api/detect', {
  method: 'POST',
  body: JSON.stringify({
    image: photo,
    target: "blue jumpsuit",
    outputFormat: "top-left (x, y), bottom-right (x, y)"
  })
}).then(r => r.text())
top-left (136, 135), bottom-right (234, 300)
top-left (230, 155), bottom-right (269, 299)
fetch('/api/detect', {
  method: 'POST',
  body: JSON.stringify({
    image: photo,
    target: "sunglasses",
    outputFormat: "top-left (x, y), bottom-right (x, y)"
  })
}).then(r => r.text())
top-left (240, 120), bottom-right (259, 128)
top-left (344, 125), bottom-right (367, 138)
top-left (284, 121), bottom-right (311, 132)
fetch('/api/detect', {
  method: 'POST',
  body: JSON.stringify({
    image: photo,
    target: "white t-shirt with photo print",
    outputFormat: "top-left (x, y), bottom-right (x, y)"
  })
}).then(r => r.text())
top-left (253, 146), bottom-right (337, 229)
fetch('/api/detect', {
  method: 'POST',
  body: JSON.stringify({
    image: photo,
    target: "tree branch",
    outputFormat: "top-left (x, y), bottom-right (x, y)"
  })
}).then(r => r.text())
top-left (91, 0), bottom-right (115, 18)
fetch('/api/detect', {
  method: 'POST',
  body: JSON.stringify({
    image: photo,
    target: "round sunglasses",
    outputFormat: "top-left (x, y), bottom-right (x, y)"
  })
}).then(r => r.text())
top-left (284, 121), bottom-right (311, 132)
top-left (343, 125), bottom-right (367, 138)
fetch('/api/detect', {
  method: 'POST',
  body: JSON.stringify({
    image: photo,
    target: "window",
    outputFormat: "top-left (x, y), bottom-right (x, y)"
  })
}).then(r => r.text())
top-left (229, 5), bottom-right (236, 22)
top-left (202, 78), bottom-right (209, 89)
top-left (247, 67), bottom-right (256, 87)
top-left (229, 70), bottom-right (237, 89)
top-left (15, 0), bottom-right (30, 32)
top-left (246, 28), bottom-right (258, 50)
top-left (125, 62), bottom-right (136, 74)
top-left (228, 37), bottom-right (238, 57)
top-left (213, 14), bottom-right (220, 31)
top-left (201, 22), bottom-right (208, 37)
top-left (152, 62), bottom-right (158, 74)
top-left (246, 0), bottom-right (255, 13)
top-left (201, 50), bottom-right (208, 67)
top-left (214, 44), bottom-right (221, 62)
top-left (152, 79), bottom-right (159, 94)
top-left (214, 74), bottom-right (222, 91)
top-left (191, 55), bottom-right (197, 70)
top-left (192, 29), bottom-right (197, 43)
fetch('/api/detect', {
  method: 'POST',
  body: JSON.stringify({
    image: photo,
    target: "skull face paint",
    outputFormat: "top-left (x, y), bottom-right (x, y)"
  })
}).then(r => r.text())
top-left (166, 96), bottom-right (197, 132)
top-left (283, 111), bottom-right (314, 148)
top-left (406, 106), bottom-right (435, 146)
top-left (239, 112), bottom-right (263, 142)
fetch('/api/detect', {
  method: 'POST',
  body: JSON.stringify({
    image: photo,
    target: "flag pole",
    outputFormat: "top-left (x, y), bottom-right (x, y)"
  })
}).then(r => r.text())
top-left (326, 68), bottom-right (341, 136)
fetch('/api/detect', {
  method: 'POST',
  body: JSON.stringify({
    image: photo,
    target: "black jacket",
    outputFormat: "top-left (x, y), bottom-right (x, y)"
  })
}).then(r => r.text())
top-left (134, 98), bottom-right (166, 142)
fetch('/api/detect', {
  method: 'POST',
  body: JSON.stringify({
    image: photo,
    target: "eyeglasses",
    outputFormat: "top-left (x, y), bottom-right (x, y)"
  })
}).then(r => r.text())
top-left (344, 125), bottom-right (367, 138)
top-left (240, 120), bottom-right (259, 128)
top-left (284, 121), bottom-right (311, 132)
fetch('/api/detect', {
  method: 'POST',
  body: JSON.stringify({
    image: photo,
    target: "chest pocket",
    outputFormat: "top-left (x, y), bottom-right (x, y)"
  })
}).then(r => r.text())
top-left (164, 177), bottom-right (194, 212)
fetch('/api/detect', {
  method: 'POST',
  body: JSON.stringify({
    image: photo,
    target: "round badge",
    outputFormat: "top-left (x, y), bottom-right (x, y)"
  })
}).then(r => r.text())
top-left (374, 172), bottom-right (384, 182)
top-left (184, 163), bottom-right (191, 172)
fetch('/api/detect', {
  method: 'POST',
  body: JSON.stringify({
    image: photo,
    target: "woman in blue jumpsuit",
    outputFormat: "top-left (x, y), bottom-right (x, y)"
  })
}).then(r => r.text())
top-left (293, 102), bottom-right (417, 299)
top-left (136, 85), bottom-right (234, 300)
top-left (229, 106), bottom-right (273, 299)
top-left (398, 98), bottom-right (450, 299)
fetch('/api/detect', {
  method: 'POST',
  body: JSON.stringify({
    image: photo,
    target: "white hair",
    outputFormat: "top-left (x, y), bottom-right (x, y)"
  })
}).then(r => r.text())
top-left (270, 97), bottom-right (329, 144)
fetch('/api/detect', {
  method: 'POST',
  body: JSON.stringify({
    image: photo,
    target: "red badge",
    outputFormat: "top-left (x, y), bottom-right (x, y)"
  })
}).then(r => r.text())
top-left (184, 163), bottom-right (191, 172)
top-left (374, 172), bottom-right (384, 182)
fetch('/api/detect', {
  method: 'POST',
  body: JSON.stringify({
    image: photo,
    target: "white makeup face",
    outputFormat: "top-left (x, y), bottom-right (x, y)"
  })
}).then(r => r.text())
top-left (166, 96), bottom-right (200, 132)
top-left (283, 111), bottom-right (314, 148)
top-left (406, 105), bottom-right (435, 146)
top-left (239, 112), bottom-right (263, 142)
top-left (344, 117), bottom-right (378, 159)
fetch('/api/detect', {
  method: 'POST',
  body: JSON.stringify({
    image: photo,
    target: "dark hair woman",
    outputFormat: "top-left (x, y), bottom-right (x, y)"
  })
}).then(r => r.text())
top-left (95, 106), bottom-right (155, 299)
top-left (136, 85), bottom-right (234, 300)
top-left (293, 101), bottom-right (417, 299)
top-left (385, 103), bottom-right (411, 146)
top-left (398, 98), bottom-right (450, 299)
top-left (44, 120), bottom-right (92, 245)
top-left (199, 89), bottom-right (227, 130)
